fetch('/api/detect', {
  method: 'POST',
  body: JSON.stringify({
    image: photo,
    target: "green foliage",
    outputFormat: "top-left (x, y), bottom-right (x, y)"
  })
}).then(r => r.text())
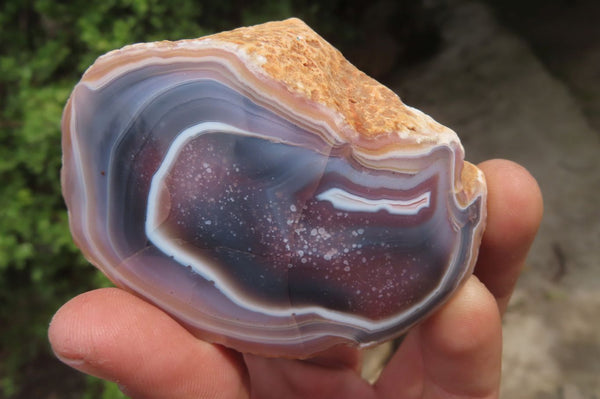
top-left (0, 1), bottom-right (232, 397)
top-left (83, 377), bottom-right (129, 399)
top-left (0, 0), bottom-right (438, 397)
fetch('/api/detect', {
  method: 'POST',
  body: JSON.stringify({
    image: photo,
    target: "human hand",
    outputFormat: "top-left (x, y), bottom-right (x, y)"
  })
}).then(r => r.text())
top-left (49, 159), bottom-right (543, 399)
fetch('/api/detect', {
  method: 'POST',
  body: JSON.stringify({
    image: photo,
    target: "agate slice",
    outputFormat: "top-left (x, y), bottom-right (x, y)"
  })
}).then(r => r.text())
top-left (61, 18), bottom-right (487, 358)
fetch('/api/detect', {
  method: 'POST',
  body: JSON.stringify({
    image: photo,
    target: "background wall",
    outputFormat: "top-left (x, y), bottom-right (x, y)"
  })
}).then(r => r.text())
top-left (394, 2), bottom-right (600, 398)
top-left (1, 0), bottom-right (598, 398)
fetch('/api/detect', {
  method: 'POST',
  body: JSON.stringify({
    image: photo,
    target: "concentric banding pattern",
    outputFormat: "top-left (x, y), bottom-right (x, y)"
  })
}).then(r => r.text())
top-left (63, 58), bottom-right (485, 357)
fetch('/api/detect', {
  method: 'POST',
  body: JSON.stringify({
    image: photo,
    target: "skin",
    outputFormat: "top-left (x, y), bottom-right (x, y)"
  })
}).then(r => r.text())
top-left (49, 159), bottom-right (543, 399)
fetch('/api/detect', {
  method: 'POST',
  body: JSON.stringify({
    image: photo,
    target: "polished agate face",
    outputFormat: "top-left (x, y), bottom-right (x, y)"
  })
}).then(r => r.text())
top-left (61, 19), bottom-right (486, 358)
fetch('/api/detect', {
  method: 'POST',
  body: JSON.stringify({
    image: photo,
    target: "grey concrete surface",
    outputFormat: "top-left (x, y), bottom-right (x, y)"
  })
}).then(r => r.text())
top-left (390, 1), bottom-right (600, 397)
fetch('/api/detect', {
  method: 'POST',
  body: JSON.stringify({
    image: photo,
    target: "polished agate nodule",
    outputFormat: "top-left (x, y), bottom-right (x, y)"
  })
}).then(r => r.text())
top-left (61, 18), bottom-right (486, 358)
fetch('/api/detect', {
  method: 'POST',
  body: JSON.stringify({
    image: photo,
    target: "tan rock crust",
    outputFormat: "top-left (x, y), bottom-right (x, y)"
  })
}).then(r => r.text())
top-left (205, 18), bottom-right (446, 139)
top-left (83, 18), bottom-right (453, 145)
top-left (76, 18), bottom-right (485, 194)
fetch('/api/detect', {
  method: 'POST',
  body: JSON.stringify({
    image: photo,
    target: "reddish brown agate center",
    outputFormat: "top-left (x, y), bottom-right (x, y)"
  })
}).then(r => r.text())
top-left (146, 129), bottom-right (459, 320)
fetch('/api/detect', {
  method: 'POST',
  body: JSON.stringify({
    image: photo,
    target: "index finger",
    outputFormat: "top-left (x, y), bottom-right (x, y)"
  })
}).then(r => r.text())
top-left (474, 159), bottom-right (543, 314)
